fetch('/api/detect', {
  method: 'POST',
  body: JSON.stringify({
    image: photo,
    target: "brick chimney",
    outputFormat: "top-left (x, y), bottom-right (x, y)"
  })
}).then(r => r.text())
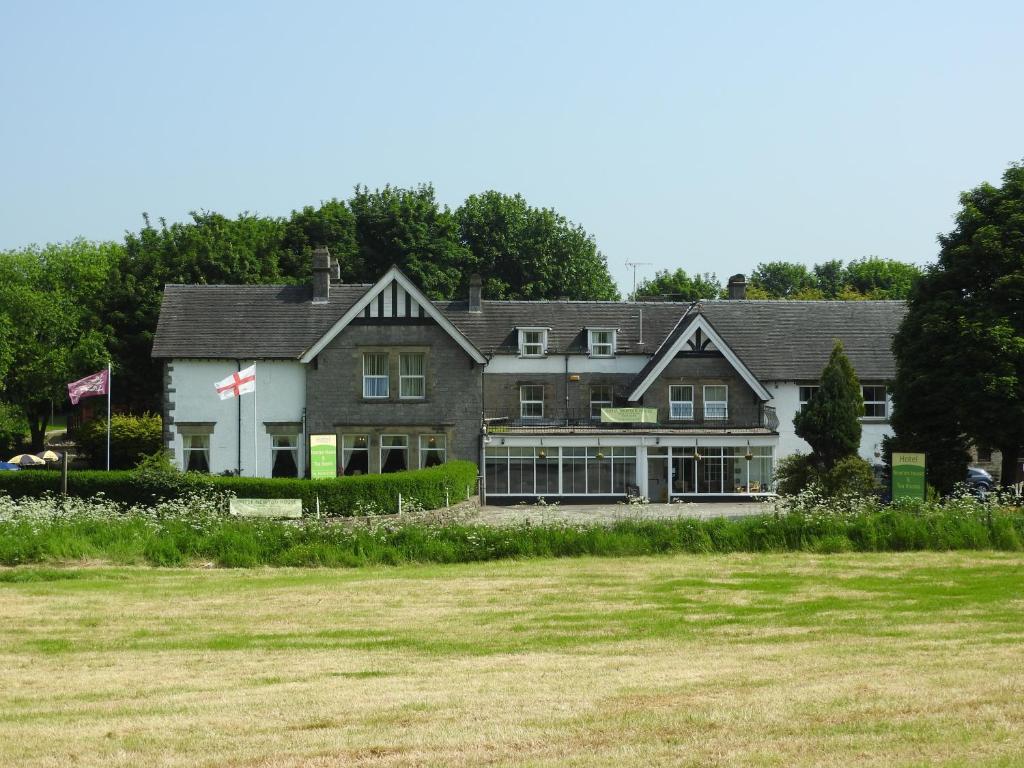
top-left (727, 274), bottom-right (746, 300)
top-left (468, 273), bottom-right (483, 313)
top-left (312, 247), bottom-right (331, 303)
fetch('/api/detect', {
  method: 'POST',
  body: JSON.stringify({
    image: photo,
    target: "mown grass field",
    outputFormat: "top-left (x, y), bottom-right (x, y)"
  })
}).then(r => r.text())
top-left (2, 553), bottom-right (1022, 767)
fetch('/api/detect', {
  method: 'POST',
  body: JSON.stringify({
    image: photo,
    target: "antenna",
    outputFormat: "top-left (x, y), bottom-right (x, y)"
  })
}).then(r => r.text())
top-left (625, 261), bottom-right (653, 299)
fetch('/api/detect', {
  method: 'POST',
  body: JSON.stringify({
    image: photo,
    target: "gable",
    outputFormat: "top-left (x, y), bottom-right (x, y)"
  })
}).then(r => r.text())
top-left (300, 267), bottom-right (486, 364)
top-left (627, 313), bottom-right (771, 402)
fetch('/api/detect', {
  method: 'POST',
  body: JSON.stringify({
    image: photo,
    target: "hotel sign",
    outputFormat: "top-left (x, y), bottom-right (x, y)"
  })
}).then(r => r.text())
top-left (600, 407), bottom-right (658, 424)
top-left (892, 452), bottom-right (926, 501)
top-left (310, 434), bottom-right (337, 479)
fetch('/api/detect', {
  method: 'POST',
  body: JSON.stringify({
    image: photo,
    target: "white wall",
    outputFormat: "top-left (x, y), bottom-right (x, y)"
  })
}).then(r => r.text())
top-left (166, 359), bottom-right (307, 477)
top-left (767, 381), bottom-right (892, 465)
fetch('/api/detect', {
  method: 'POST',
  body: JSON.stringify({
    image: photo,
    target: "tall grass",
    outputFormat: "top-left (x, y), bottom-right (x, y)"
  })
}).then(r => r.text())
top-left (1, 491), bottom-right (1021, 568)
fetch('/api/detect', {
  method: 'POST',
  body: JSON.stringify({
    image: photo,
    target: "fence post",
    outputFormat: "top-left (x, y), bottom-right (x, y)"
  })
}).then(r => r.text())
top-left (445, 490), bottom-right (450, 507)
top-left (398, 493), bottom-right (402, 515)
top-left (61, 452), bottom-right (69, 496)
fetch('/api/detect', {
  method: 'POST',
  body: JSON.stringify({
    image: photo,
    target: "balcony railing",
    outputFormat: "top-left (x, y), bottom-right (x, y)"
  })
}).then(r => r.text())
top-left (484, 405), bottom-right (778, 433)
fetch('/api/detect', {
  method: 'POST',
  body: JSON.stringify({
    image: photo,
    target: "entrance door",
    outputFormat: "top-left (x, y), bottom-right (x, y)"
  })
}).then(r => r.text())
top-left (647, 457), bottom-right (668, 503)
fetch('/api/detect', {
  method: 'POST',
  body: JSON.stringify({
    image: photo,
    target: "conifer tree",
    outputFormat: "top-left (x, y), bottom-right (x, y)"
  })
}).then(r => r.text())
top-left (793, 341), bottom-right (864, 469)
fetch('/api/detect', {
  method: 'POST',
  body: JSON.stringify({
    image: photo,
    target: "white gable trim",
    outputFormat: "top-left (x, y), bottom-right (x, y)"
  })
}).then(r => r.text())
top-left (300, 267), bottom-right (486, 364)
top-left (627, 314), bottom-right (771, 402)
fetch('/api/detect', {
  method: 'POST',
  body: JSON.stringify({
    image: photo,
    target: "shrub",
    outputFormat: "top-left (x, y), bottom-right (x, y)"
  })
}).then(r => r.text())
top-left (0, 460), bottom-right (479, 517)
top-left (73, 413), bottom-right (163, 469)
top-left (0, 402), bottom-right (28, 454)
top-left (775, 453), bottom-right (878, 498)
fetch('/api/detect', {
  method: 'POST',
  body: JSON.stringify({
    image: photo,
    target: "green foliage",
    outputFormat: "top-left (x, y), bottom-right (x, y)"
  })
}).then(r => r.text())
top-left (748, 257), bottom-right (922, 300)
top-left (750, 261), bottom-right (818, 298)
top-left (774, 453), bottom-right (817, 496)
top-left (892, 162), bottom-right (1024, 489)
top-left (774, 454), bottom-right (878, 497)
top-left (844, 256), bottom-right (922, 299)
top-left (457, 191), bottom-right (620, 301)
top-left (73, 413), bottom-right (163, 470)
top-left (0, 461), bottom-right (479, 516)
top-left (793, 341), bottom-right (864, 469)
top-left (632, 268), bottom-right (720, 302)
top-left (0, 402), bottom-right (29, 454)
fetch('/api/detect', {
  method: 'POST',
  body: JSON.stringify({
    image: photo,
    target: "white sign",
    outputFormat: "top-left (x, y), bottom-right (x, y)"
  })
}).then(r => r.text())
top-left (229, 497), bottom-right (302, 518)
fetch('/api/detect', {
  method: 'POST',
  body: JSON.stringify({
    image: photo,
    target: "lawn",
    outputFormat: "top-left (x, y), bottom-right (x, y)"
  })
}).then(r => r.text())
top-left (1, 553), bottom-right (1022, 767)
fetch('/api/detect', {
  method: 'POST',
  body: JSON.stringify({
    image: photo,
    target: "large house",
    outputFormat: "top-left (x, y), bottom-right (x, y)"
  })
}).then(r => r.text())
top-left (151, 248), bottom-right (904, 501)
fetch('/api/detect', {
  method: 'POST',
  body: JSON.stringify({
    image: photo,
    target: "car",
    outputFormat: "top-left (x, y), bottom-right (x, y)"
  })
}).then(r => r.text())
top-left (966, 467), bottom-right (995, 495)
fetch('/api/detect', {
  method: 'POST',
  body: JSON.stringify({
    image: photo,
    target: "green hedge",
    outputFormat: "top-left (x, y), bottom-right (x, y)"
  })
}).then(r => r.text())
top-left (0, 461), bottom-right (478, 516)
top-left (73, 413), bottom-right (163, 469)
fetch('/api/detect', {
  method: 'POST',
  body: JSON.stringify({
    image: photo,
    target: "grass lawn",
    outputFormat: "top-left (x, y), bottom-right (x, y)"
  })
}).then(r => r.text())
top-left (1, 553), bottom-right (1022, 767)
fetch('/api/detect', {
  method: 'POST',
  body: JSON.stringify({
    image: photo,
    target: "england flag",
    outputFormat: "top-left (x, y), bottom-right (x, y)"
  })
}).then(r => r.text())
top-left (215, 365), bottom-right (256, 400)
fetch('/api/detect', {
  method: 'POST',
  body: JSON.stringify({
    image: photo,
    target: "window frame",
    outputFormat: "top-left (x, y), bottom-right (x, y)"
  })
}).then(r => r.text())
top-left (419, 434), bottom-right (447, 468)
top-left (182, 433), bottom-right (211, 473)
top-left (798, 385), bottom-right (819, 412)
top-left (518, 328), bottom-right (548, 358)
top-left (270, 433), bottom-right (300, 478)
top-left (520, 385), bottom-right (545, 419)
top-left (379, 434), bottom-right (409, 474)
top-left (703, 384), bottom-right (729, 420)
top-left (362, 352), bottom-right (390, 399)
top-left (588, 328), bottom-right (616, 358)
top-left (861, 384), bottom-right (887, 419)
top-left (399, 352), bottom-right (426, 400)
top-left (669, 384), bottom-right (694, 420)
top-left (341, 434), bottom-right (369, 476)
top-left (589, 385), bottom-right (613, 420)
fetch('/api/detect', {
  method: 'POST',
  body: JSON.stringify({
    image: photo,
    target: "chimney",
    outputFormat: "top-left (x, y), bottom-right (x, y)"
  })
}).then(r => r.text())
top-left (329, 257), bottom-right (341, 282)
top-left (468, 273), bottom-right (483, 313)
top-left (312, 246), bottom-right (331, 303)
top-left (727, 274), bottom-right (746, 300)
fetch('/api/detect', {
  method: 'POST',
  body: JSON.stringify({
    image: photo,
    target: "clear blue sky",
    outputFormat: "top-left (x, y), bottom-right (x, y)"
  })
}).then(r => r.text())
top-left (2, 1), bottom-right (1022, 293)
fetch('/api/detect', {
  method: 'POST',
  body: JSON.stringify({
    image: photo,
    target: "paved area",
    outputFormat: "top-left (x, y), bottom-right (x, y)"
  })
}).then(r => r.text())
top-left (470, 500), bottom-right (773, 526)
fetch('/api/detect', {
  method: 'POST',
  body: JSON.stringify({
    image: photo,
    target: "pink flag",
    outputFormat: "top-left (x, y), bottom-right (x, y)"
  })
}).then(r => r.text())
top-left (68, 369), bottom-right (110, 405)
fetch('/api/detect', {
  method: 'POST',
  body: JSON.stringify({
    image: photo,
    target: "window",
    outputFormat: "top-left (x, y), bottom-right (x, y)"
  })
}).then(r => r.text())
top-left (342, 434), bottom-right (369, 476)
top-left (270, 434), bottom-right (299, 478)
top-left (862, 385), bottom-right (887, 418)
top-left (380, 434), bottom-right (409, 473)
top-left (182, 434), bottom-right (210, 473)
top-left (520, 385), bottom-right (544, 418)
top-left (798, 385), bottom-right (819, 412)
top-left (976, 447), bottom-right (993, 463)
top-left (399, 353), bottom-right (425, 399)
top-left (518, 328), bottom-right (547, 357)
top-left (362, 352), bottom-right (389, 398)
top-left (590, 385), bottom-right (613, 420)
top-left (669, 385), bottom-right (694, 420)
top-left (703, 385), bottom-right (728, 420)
top-left (419, 434), bottom-right (446, 467)
top-left (588, 329), bottom-right (616, 357)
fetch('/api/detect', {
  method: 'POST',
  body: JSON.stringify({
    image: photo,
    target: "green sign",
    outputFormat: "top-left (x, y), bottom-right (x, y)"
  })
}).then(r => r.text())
top-left (310, 434), bottom-right (337, 479)
top-left (230, 498), bottom-right (302, 518)
top-left (600, 407), bottom-right (658, 424)
top-left (892, 452), bottom-right (926, 501)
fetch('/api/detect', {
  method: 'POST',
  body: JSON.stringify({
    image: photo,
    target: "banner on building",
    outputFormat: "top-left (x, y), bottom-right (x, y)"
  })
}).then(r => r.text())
top-left (892, 452), bottom-right (926, 501)
top-left (310, 434), bottom-right (337, 479)
top-left (600, 407), bottom-right (658, 424)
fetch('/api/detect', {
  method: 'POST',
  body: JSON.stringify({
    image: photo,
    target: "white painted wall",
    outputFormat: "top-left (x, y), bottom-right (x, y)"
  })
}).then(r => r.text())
top-left (166, 359), bottom-right (307, 477)
top-left (767, 381), bottom-right (892, 464)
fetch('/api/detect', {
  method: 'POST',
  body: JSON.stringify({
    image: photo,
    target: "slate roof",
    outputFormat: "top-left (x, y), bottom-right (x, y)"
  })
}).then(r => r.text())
top-left (152, 283), bottom-right (906, 381)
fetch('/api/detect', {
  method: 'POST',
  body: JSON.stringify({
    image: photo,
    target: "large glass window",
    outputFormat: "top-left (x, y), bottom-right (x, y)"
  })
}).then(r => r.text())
top-left (703, 385), bottom-right (728, 420)
top-left (362, 352), bottom-right (389, 398)
top-left (536, 448), bottom-right (560, 494)
top-left (485, 447), bottom-right (510, 495)
top-left (590, 385), bottom-right (613, 420)
top-left (509, 447), bottom-right (536, 494)
top-left (669, 385), bottom-right (694, 420)
top-left (862, 385), bottom-right (887, 418)
top-left (183, 434), bottom-right (210, 473)
top-left (380, 434), bottom-right (408, 473)
top-left (520, 385), bottom-right (544, 419)
top-left (342, 434), bottom-right (369, 476)
top-left (400, 353), bottom-right (425, 399)
top-left (419, 434), bottom-right (446, 467)
top-left (271, 434), bottom-right (299, 478)
top-left (561, 447), bottom-right (587, 494)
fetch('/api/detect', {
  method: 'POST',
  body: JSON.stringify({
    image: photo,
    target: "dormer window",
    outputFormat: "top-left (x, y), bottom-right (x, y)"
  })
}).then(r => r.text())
top-left (518, 328), bottom-right (548, 357)
top-left (588, 328), bottom-right (616, 357)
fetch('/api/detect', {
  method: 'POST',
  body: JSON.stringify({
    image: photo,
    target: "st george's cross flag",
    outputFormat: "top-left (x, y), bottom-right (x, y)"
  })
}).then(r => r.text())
top-left (68, 368), bottom-right (110, 405)
top-left (215, 365), bottom-right (256, 399)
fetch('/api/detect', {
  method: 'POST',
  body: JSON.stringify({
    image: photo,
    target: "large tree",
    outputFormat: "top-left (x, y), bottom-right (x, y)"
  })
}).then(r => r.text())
top-left (456, 191), bottom-right (619, 301)
top-left (0, 240), bottom-right (117, 449)
top-left (750, 261), bottom-right (818, 298)
top-left (793, 341), bottom-right (864, 469)
top-left (844, 257), bottom-right (922, 299)
top-left (632, 268), bottom-right (719, 302)
top-left (891, 162), bottom-right (1024, 487)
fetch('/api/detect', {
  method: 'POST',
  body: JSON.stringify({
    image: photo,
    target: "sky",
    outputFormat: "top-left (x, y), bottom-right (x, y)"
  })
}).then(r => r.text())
top-left (1, 1), bottom-right (1022, 295)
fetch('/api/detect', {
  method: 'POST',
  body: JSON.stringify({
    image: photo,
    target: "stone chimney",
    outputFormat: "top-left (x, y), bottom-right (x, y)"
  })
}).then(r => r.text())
top-left (468, 273), bottom-right (483, 313)
top-left (727, 274), bottom-right (746, 300)
top-left (312, 246), bottom-right (331, 303)
top-left (329, 257), bottom-right (341, 282)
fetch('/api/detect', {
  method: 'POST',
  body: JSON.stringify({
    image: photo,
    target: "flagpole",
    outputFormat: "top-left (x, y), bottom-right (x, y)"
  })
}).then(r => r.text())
top-left (253, 365), bottom-right (258, 478)
top-left (106, 362), bottom-right (111, 471)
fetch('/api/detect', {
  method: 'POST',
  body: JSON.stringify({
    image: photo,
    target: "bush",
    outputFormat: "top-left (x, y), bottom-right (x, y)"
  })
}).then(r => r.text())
top-left (776, 453), bottom-right (878, 498)
top-left (73, 413), bottom-right (163, 470)
top-left (0, 402), bottom-right (28, 454)
top-left (0, 460), bottom-right (479, 516)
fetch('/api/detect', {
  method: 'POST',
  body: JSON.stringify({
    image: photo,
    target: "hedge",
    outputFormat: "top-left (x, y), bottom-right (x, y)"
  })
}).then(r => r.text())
top-left (73, 413), bottom-right (163, 469)
top-left (0, 461), bottom-right (479, 516)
